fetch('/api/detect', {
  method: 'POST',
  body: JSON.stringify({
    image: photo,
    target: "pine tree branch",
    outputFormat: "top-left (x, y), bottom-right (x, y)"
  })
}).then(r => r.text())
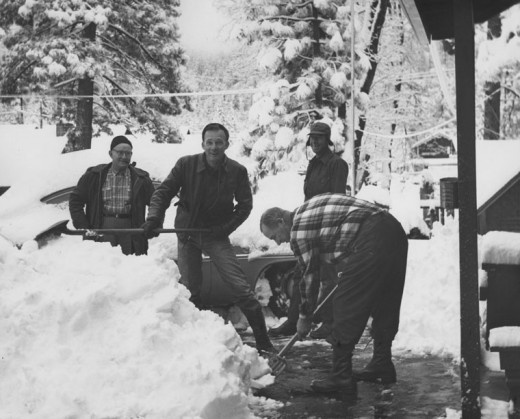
top-left (8, 60), bottom-right (38, 90)
top-left (503, 85), bottom-right (520, 99)
top-left (260, 15), bottom-right (340, 24)
top-left (102, 75), bottom-right (137, 104)
top-left (98, 36), bottom-right (153, 85)
top-left (53, 77), bottom-right (79, 88)
top-left (108, 23), bottom-right (164, 70)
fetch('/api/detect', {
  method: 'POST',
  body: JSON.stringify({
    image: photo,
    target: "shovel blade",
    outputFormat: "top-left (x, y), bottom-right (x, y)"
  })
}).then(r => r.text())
top-left (33, 220), bottom-right (70, 246)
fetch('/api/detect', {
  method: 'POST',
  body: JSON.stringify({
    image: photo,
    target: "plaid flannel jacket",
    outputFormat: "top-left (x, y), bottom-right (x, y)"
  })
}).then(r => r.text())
top-left (290, 193), bottom-right (384, 317)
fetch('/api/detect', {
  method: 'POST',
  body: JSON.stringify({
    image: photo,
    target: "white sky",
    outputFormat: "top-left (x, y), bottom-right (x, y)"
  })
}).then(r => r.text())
top-left (178, 0), bottom-right (234, 54)
top-left (0, 125), bottom-right (517, 418)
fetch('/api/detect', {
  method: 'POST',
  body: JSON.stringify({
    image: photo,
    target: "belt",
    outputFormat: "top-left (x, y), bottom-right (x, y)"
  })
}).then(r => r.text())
top-left (103, 213), bottom-right (131, 219)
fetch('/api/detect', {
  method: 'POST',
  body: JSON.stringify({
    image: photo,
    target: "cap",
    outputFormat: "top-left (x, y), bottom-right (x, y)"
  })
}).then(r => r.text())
top-left (110, 135), bottom-right (133, 150)
top-left (307, 122), bottom-right (333, 146)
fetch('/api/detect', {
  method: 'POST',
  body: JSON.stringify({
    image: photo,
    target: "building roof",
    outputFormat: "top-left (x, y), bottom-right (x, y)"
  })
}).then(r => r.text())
top-left (477, 140), bottom-right (520, 209)
top-left (401, 0), bottom-right (520, 41)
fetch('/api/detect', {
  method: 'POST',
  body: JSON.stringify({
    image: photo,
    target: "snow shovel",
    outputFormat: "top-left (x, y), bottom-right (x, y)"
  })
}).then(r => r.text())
top-left (268, 284), bottom-right (339, 376)
top-left (34, 219), bottom-right (211, 243)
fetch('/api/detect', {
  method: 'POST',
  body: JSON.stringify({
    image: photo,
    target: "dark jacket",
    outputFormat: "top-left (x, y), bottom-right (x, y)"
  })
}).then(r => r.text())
top-left (304, 149), bottom-right (349, 201)
top-left (69, 163), bottom-right (155, 255)
top-left (147, 153), bottom-right (252, 237)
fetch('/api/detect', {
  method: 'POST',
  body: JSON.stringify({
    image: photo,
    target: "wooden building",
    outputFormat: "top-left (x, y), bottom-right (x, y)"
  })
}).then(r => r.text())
top-left (477, 140), bottom-right (520, 234)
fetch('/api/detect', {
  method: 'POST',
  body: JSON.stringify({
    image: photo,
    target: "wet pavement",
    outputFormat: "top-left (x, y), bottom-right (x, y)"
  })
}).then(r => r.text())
top-left (240, 328), bottom-right (513, 418)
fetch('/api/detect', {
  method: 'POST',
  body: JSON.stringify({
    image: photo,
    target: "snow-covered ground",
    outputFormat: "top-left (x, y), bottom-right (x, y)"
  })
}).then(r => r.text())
top-left (0, 124), bottom-right (514, 418)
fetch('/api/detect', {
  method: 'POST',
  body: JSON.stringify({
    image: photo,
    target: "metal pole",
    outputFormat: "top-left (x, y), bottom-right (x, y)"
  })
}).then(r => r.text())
top-left (453, 0), bottom-right (481, 417)
top-left (350, 0), bottom-right (356, 193)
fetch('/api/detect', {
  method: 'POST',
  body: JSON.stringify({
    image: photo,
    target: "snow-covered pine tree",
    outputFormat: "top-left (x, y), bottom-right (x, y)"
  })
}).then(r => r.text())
top-left (216, 0), bottom-right (377, 177)
top-left (0, 0), bottom-right (186, 149)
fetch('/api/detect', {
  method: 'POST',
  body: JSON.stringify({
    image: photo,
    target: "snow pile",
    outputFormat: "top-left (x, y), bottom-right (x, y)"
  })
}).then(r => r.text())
top-left (394, 216), bottom-right (460, 357)
top-left (0, 235), bottom-right (271, 419)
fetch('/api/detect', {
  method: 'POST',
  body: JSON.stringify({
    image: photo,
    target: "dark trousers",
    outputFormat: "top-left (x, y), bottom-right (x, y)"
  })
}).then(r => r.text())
top-left (330, 211), bottom-right (408, 351)
top-left (177, 234), bottom-right (259, 311)
top-left (100, 216), bottom-right (133, 255)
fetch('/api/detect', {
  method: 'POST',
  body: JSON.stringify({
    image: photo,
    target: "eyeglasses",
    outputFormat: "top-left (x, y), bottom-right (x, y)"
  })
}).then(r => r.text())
top-left (113, 150), bottom-right (133, 157)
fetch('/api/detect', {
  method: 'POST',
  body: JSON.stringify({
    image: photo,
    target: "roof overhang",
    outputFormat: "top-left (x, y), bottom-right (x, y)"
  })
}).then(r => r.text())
top-left (400, 0), bottom-right (520, 42)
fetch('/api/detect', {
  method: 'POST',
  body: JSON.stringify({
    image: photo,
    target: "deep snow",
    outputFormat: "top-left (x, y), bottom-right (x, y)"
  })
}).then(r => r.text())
top-left (0, 124), bottom-right (516, 418)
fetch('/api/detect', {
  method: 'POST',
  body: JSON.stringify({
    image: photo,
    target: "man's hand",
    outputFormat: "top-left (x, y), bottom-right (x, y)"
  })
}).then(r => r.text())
top-left (141, 220), bottom-right (160, 238)
top-left (296, 317), bottom-right (312, 339)
top-left (83, 230), bottom-right (103, 242)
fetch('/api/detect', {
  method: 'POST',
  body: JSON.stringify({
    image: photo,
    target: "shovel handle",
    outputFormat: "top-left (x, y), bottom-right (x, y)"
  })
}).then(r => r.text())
top-left (73, 227), bottom-right (210, 235)
top-left (274, 284), bottom-right (339, 359)
top-left (68, 227), bottom-right (211, 236)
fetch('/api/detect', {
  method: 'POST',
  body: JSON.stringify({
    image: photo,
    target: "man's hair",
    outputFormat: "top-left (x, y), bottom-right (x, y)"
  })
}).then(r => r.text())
top-left (260, 207), bottom-right (286, 229)
top-left (202, 123), bottom-right (229, 142)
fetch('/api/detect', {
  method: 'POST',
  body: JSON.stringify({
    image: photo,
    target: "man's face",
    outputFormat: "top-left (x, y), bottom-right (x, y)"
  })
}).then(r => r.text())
top-left (202, 129), bottom-right (228, 166)
top-left (109, 143), bottom-right (133, 172)
top-left (309, 134), bottom-right (329, 156)
top-left (261, 221), bottom-right (290, 245)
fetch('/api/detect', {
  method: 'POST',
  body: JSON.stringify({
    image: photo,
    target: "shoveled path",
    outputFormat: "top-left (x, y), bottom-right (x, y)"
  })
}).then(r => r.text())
top-left (241, 329), bottom-right (466, 418)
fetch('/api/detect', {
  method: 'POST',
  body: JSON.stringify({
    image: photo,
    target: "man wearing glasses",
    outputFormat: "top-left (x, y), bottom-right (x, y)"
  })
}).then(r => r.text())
top-left (69, 135), bottom-right (155, 255)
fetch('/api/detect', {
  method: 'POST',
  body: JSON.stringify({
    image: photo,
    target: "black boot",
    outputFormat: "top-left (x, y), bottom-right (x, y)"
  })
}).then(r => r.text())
top-left (242, 302), bottom-right (275, 353)
top-left (311, 345), bottom-right (357, 397)
top-left (270, 276), bottom-right (300, 337)
top-left (352, 340), bottom-right (396, 384)
top-left (310, 322), bottom-right (332, 339)
top-left (269, 319), bottom-right (296, 336)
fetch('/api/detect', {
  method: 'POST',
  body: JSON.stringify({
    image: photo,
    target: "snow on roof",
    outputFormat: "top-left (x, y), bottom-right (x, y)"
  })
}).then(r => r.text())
top-left (489, 326), bottom-right (520, 348)
top-left (482, 230), bottom-right (520, 265)
top-left (477, 139), bottom-right (520, 209)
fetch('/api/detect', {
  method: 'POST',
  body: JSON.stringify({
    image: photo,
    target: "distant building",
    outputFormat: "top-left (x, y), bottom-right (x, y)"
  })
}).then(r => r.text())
top-left (411, 135), bottom-right (456, 159)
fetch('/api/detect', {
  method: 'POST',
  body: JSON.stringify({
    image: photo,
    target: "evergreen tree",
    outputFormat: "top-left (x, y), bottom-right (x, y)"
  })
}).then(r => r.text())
top-left (0, 0), bottom-right (186, 149)
top-left (216, 0), bottom-right (377, 177)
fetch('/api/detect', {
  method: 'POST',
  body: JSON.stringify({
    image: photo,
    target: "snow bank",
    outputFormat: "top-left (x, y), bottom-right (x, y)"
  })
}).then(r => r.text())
top-left (394, 217), bottom-right (460, 357)
top-left (0, 235), bottom-right (271, 419)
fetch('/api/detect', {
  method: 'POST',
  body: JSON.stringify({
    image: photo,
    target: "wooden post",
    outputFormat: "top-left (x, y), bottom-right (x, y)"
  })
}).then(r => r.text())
top-left (454, 0), bottom-right (481, 417)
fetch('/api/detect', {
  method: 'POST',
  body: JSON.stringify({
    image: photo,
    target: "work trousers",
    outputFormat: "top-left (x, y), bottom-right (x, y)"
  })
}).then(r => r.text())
top-left (100, 216), bottom-right (133, 255)
top-left (314, 264), bottom-right (338, 324)
top-left (177, 234), bottom-right (259, 312)
top-left (330, 211), bottom-right (408, 351)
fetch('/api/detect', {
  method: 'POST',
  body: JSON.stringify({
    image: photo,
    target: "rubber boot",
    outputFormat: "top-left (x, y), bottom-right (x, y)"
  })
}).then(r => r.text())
top-left (352, 339), bottom-right (396, 384)
top-left (311, 345), bottom-right (357, 397)
top-left (242, 303), bottom-right (275, 353)
top-left (310, 322), bottom-right (332, 339)
top-left (269, 278), bottom-right (300, 337)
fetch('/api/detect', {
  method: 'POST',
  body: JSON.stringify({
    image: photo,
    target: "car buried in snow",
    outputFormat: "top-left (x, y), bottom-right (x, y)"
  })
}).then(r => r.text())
top-left (41, 186), bottom-right (298, 317)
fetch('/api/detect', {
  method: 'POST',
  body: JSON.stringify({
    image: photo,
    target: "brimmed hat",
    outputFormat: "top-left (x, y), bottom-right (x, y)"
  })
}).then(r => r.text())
top-left (110, 135), bottom-right (133, 150)
top-left (306, 122), bottom-right (333, 146)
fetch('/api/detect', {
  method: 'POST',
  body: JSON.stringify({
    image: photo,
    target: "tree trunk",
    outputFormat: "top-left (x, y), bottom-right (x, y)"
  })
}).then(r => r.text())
top-left (483, 15), bottom-right (502, 140)
top-left (63, 23), bottom-right (96, 152)
top-left (312, 5), bottom-right (322, 108)
top-left (355, 0), bottom-right (390, 191)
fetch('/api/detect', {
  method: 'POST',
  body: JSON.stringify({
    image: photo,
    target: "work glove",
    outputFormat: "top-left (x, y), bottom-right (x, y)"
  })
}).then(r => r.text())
top-left (210, 225), bottom-right (228, 240)
top-left (296, 316), bottom-right (312, 339)
top-left (141, 219), bottom-right (160, 239)
top-left (83, 229), bottom-right (103, 242)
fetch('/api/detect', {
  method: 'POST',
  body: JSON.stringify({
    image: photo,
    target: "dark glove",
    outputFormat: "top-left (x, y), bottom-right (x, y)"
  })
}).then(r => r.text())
top-left (141, 219), bottom-right (160, 239)
top-left (210, 225), bottom-right (227, 239)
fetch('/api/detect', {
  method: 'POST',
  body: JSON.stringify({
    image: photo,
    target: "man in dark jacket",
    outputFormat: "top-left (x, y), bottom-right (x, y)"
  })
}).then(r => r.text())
top-left (260, 194), bottom-right (408, 397)
top-left (142, 123), bottom-right (275, 355)
top-left (69, 135), bottom-right (155, 255)
top-left (270, 121), bottom-right (349, 339)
